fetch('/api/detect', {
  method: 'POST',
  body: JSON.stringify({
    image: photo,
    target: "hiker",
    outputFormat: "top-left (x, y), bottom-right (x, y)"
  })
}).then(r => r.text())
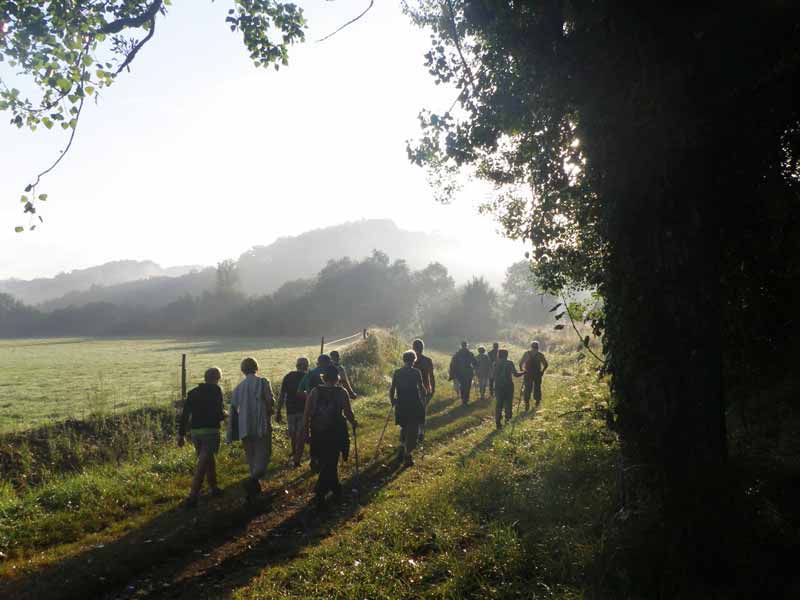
top-left (303, 365), bottom-right (357, 506)
top-left (390, 350), bottom-right (426, 467)
top-left (329, 350), bottom-right (357, 400)
top-left (276, 357), bottom-right (309, 468)
top-left (519, 341), bottom-right (549, 411)
top-left (448, 354), bottom-right (461, 397)
top-left (228, 357), bottom-right (274, 502)
top-left (493, 349), bottom-right (523, 429)
top-left (298, 353), bottom-right (331, 395)
top-left (475, 346), bottom-right (493, 400)
top-left (488, 342), bottom-right (500, 398)
top-left (450, 341), bottom-right (477, 405)
top-left (178, 367), bottom-right (226, 508)
top-left (412, 338), bottom-right (435, 443)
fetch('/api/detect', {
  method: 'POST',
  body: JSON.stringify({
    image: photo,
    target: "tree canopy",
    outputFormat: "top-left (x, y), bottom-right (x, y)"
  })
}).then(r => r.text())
top-left (1, 0), bottom-right (306, 226)
top-left (405, 0), bottom-right (800, 585)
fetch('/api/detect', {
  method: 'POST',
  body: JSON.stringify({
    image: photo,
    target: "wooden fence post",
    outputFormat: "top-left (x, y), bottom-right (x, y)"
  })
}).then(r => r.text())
top-left (320, 336), bottom-right (325, 355)
top-left (363, 328), bottom-right (367, 340)
top-left (181, 354), bottom-right (187, 401)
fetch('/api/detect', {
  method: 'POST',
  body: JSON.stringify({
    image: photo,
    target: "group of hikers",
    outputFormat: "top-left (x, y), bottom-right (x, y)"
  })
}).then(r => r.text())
top-left (177, 339), bottom-right (548, 509)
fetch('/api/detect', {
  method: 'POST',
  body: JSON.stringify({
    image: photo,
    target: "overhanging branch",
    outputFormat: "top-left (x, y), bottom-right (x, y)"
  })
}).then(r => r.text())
top-left (114, 17), bottom-right (157, 75)
top-left (99, 0), bottom-right (163, 34)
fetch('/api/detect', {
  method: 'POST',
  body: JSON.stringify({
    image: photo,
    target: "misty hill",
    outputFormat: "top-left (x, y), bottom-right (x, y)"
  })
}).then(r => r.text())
top-left (0, 260), bottom-right (200, 306)
top-left (25, 220), bottom-right (511, 311)
top-left (236, 219), bottom-right (460, 296)
top-left (39, 268), bottom-right (217, 312)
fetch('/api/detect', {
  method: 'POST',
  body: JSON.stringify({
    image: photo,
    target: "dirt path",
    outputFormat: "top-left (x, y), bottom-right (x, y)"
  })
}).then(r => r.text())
top-left (110, 401), bottom-right (498, 600)
top-left (1, 393), bottom-right (503, 600)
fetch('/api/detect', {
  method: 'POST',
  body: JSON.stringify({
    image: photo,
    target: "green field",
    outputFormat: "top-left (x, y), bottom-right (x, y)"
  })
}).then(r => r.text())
top-left (0, 332), bottom-right (618, 599)
top-left (0, 337), bottom-right (331, 432)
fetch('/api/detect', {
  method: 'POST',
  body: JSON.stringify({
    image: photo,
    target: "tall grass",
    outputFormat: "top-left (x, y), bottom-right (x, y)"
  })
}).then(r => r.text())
top-left (236, 381), bottom-right (618, 599)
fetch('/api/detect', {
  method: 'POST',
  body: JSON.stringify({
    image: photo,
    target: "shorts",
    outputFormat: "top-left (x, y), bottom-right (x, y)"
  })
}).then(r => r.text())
top-left (286, 413), bottom-right (304, 437)
top-left (192, 431), bottom-right (221, 456)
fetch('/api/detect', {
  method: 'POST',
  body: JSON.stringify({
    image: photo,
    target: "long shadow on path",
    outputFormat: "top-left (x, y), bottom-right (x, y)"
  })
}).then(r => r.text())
top-left (131, 458), bottom-right (409, 600)
top-left (0, 392), bottom-right (489, 600)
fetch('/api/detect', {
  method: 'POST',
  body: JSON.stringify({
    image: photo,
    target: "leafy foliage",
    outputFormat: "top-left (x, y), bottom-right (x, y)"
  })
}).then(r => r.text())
top-left (406, 1), bottom-right (800, 586)
top-left (1, 0), bottom-right (306, 227)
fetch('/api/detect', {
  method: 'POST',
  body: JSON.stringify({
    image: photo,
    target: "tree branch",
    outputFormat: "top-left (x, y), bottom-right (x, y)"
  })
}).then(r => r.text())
top-left (114, 17), bottom-right (157, 75)
top-left (562, 293), bottom-right (605, 363)
top-left (99, 0), bottom-right (163, 34)
top-left (445, 0), bottom-right (476, 88)
top-left (316, 0), bottom-right (374, 43)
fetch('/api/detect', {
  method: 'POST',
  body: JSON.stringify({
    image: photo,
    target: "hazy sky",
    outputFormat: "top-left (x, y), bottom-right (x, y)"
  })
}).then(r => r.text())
top-left (0, 0), bottom-right (523, 281)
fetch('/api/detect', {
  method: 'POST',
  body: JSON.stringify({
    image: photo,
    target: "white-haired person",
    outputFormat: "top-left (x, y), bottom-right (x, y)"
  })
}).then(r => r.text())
top-left (228, 356), bottom-right (274, 502)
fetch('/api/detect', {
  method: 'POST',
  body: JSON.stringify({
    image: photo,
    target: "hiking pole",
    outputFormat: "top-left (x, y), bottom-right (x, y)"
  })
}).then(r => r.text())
top-left (352, 421), bottom-right (361, 502)
top-left (510, 382), bottom-right (525, 438)
top-left (373, 404), bottom-right (394, 464)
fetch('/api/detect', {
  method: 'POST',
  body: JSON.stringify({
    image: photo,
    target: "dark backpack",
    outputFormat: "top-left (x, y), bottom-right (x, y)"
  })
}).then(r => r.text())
top-left (311, 387), bottom-right (343, 436)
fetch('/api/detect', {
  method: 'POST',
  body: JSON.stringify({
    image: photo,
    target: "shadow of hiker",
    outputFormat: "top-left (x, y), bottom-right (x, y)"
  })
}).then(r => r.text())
top-left (0, 464), bottom-right (314, 600)
top-left (0, 451), bottom-right (407, 600)
top-left (1, 388), bottom-right (491, 600)
top-left (423, 394), bottom-right (491, 431)
top-left (124, 457), bottom-right (409, 599)
top-left (457, 402), bottom-right (541, 466)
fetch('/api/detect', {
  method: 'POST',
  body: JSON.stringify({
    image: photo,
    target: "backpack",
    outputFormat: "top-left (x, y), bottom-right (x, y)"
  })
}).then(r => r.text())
top-left (311, 386), bottom-right (343, 436)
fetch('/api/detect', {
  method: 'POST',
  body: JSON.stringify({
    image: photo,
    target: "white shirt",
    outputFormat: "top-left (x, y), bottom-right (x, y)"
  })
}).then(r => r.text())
top-left (229, 373), bottom-right (273, 440)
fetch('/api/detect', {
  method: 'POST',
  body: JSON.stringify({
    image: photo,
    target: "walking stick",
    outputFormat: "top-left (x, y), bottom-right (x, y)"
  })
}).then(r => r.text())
top-left (510, 382), bottom-right (525, 438)
top-left (352, 422), bottom-right (360, 501)
top-left (372, 404), bottom-right (394, 464)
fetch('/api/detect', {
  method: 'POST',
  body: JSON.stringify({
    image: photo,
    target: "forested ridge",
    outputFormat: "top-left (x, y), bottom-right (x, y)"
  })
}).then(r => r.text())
top-left (0, 252), bottom-right (556, 339)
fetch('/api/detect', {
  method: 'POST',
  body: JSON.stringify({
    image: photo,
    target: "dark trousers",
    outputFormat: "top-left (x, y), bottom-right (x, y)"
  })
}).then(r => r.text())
top-left (522, 375), bottom-right (543, 409)
top-left (495, 385), bottom-right (514, 425)
top-left (315, 438), bottom-right (341, 497)
top-left (457, 374), bottom-right (472, 405)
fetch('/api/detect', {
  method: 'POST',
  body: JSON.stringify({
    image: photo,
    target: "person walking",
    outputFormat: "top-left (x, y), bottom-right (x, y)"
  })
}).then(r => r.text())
top-left (519, 341), bottom-right (549, 411)
top-left (475, 346), bottom-right (493, 400)
top-left (390, 350), bottom-right (426, 467)
top-left (276, 357), bottom-right (309, 468)
top-left (178, 367), bottom-right (226, 508)
top-left (451, 341), bottom-right (477, 405)
top-left (488, 342), bottom-right (500, 398)
top-left (448, 355), bottom-right (461, 397)
top-left (228, 357), bottom-right (274, 503)
top-left (493, 349), bottom-right (523, 429)
top-left (329, 350), bottom-right (357, 400)
top-left (412, 338), bottom-right (435, 443)
top-left (303, 365), bottom-right (357, 507)
top-left (299, 353), bottom-right (331, 395)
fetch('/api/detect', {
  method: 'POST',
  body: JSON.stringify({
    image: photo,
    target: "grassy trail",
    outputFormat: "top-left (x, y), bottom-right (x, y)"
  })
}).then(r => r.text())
top-left (0, 344), bottom-right (616, 599)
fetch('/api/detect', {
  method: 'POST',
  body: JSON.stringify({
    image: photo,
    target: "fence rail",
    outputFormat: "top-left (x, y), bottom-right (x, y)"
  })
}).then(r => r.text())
top-left (178, 328), bottom-right (369, 404)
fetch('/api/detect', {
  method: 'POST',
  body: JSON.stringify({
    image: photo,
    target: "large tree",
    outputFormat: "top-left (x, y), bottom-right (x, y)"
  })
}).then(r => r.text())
top-left (405, 0), bottom-right (800, 581)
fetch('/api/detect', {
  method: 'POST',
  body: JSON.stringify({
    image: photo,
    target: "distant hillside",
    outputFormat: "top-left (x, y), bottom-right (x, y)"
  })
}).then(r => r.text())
top-left (39, 268), bottom-right (216, 312)
top-left (236, 219), bottom-right (459, 296)
top-left (19, 220), bottom-right (511, 312)
top-left (0, 260), bottom-right (200, 306)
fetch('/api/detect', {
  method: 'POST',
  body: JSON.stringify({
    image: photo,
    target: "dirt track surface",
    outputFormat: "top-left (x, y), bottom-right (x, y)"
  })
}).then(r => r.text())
top-left (1, 395), bottom-right (498, 600)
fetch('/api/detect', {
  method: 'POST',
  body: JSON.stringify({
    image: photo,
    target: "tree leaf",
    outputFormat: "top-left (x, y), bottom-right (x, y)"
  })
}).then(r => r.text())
top-left (554, 324), bottom-right (565, 330)
top-left (14, 226), bottom-right (24, 233)
top-left (549, 302), bottom-right (562, 312)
